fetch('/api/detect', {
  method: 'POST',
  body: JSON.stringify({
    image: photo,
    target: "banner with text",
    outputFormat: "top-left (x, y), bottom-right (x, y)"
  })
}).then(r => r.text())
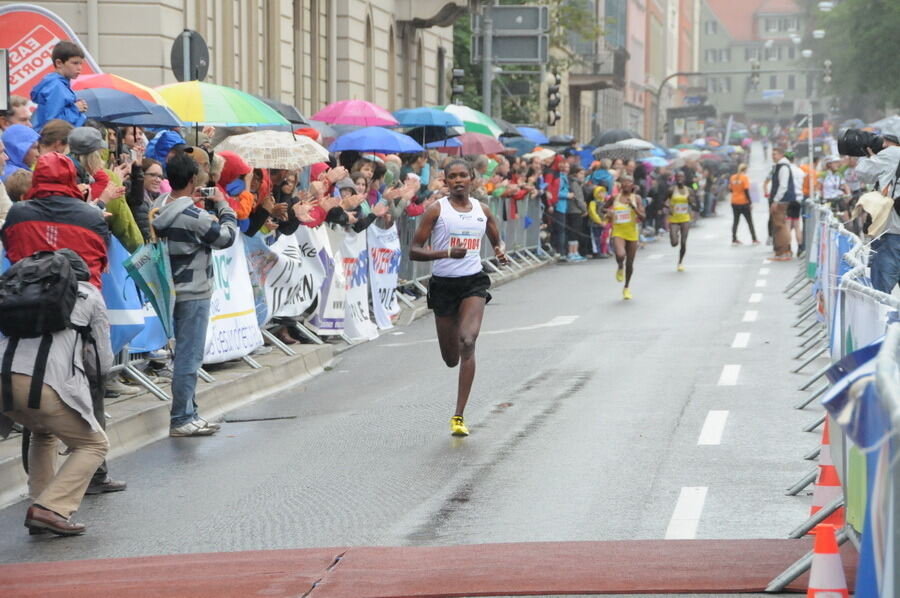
top-left (341, 231), bottom-right (378, 341)
top-left (204, 235), bottom-right (264, 363)
top-left (308, 225), bottom-right (345, 335)
top-left (367, 224), bottom-right (402, 330)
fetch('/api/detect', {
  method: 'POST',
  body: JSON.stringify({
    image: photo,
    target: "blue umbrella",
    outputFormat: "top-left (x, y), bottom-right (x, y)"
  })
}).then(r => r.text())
top-left (425, 137), bottom-right (462, 149)
top-left (500, 136), bottom-right (536, 156)
top-left (516, 126), bottom-right (549, 145)
top-left (393, 107), bottom-right (462, 128)
top-left (329, 126), bottom-right (424, 153)
top-left (75, 88), bottom-right (152, 121)
top-left (107, 100), bottom-right (182, 128)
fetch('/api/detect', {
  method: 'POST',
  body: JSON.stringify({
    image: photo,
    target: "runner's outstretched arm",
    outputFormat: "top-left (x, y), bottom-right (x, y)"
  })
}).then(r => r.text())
top-left (480, 202), bottom-right (510, 265)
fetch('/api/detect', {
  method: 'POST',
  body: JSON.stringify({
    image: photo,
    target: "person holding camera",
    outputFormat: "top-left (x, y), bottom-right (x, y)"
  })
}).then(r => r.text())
top-left (151, 152), bottom-right (238, 437)
top-left (855, 134), bottom-right (900, 292)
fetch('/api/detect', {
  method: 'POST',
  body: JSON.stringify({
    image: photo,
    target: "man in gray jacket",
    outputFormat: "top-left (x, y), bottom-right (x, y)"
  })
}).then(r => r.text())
top-left (856, 134), bottom-right (900, 292)
top-left (152, 151), bottom-right (238, 437)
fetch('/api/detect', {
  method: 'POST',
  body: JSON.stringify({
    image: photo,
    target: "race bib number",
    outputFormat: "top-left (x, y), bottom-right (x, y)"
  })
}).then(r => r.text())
top-left (614, 209), bottom-right (632, 224)
top-left (673, 203), bottom-right (689, 215)
top-left (450, 230), bottom-right (482, 254)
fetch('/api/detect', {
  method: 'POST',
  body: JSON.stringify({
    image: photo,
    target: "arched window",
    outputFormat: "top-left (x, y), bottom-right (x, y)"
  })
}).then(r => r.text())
top-left (415, 38), bottom-right (424, 106)
top-left (436, 47), bottom-right (446, 105)
top-left (388, 25), bottom-right (397, 110)
top-left (365, 15), bottom-right (374, 101)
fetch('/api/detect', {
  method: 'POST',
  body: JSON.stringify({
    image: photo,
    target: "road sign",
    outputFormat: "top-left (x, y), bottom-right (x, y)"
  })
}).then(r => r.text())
top-left (473, 34), bottom-right (549, 65)
top-left (762, 89), bottom-right (785, 103)
top-left (170, 29), bottom-right (209, 82)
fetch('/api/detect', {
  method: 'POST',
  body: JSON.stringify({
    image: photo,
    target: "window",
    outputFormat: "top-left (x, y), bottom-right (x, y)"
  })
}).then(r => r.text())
top-left (770, 74), bottom-right (777, 88)
top-left (719, 49), bottom-right (731, 62)
top-left (778, 18), bottom-right (789, 31)
top-left (765, 46), bottom-right (781, 61)
top-left (788, 46), bottom-right (796, 60)
top-left (765, 18), bottom-right (777, 32)
top-left (788, 75), bottom-right (796, 90)
top-left (745, 47), bottom-right (759, 61)
top-left (705, 49), bottom-right (717, 63)
top-left (705, 21), bottom-right (717, 35)
top-left (721, 77), bottom-right (731, 93)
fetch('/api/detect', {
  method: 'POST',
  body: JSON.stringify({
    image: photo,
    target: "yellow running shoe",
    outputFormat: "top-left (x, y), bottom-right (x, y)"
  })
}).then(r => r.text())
top-left (677, 264), bottom-right (685, 272)
top-left (623, 287), bottom-right (632, 300)
top-left (450, 416), bottom-right (469, 437)
top-left (615, 268), bottom-right (624, 282)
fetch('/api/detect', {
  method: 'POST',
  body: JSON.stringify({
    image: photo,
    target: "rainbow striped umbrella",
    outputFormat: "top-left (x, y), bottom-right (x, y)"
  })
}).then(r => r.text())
top-left (155, 81), bottom-right (290, 127)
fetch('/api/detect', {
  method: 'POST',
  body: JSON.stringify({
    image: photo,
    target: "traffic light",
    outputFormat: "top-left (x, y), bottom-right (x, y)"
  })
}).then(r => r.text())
top-left (547, 72), bottom-right (561, 126)
top-left (750, 59), bottom-right (760, 87)
top-left (822, 59), bottom-right (833, 85)
top-left (451, 69), bottom-right (465, 104)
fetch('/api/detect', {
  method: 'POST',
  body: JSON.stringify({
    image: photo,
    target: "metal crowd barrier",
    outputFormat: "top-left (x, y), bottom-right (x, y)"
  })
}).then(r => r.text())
top-left (769, 199), bottom-right (900, 592)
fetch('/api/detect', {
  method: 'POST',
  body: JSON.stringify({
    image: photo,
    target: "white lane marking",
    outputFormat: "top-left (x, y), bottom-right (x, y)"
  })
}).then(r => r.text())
top-left (380, 316), bottom-right (580, 347)
top-left (749, 293), bottom-right (762, 303)
top-left (648, 254), bottom-right (663, 260)
top-left (762, 258), bottom-right (771, 264)
top-left (759, 267), bottom-right (770, 275)
top-left (665, 487), bottom-right (708, 539)
top-left (391, 331), bottom-right (405, 336)
top-left (717, 364), bottom-right (741, 386)
top-left (755, 279), bottom-right (767, 288)
top-left (697, 411), bottom-right (729, 446)
top-left (743, 310), bottom-right (758, 322)
top-left (732, 332), bottom-right (750, 349)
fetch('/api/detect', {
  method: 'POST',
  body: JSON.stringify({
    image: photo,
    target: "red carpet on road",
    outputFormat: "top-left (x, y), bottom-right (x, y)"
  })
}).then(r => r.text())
top-left (0, 539), bottom-right (857, 597)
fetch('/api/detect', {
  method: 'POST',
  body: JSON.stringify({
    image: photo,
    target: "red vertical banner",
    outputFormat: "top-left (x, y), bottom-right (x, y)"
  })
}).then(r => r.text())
top-left (0, 4), bottom-right (102, 100)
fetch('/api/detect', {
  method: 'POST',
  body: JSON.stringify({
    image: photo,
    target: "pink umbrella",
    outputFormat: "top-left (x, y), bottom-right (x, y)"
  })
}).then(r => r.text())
top-left (436, 132), bottom-right (506, 156)
top-left (311, 100), bottom-right (398, 127)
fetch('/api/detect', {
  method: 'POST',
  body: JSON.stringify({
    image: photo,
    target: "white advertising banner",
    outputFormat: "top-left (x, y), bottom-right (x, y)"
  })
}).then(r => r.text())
top-left (204, 235), bottom-right (264, 363)
top-left (308, 225), bottom-right (346, 335)
top-left (244, 230), bottom-right (325, 322)
top-left (367, 224), bottom-right (402, 330)
top-left (341, 231), bottom-right (379, 341)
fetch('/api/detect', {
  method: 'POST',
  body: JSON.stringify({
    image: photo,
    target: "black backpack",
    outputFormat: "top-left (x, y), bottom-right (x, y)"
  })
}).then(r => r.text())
top-left (0, 251), bottom-right (80, 412)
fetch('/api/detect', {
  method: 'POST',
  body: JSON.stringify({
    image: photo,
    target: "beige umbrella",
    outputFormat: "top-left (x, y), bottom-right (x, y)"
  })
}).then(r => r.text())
top-left (215, 130), bottom-right (329, 170)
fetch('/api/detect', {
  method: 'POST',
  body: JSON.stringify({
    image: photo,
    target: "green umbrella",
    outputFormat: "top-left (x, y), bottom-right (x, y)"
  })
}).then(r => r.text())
top-left (438, 104), bottom-right (504, 138)
top-left (156, 81), bottom-right (290, 127)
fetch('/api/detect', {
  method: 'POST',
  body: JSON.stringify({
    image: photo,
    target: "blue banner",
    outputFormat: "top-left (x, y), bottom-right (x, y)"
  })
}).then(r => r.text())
top-left (102, 238), bottom-right (145, 354)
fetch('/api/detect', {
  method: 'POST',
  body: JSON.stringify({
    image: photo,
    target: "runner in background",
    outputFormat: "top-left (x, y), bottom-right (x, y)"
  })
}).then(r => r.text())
top-left (665, 171), bottom-right (693, 271)
top-left (729, 164), bottom-right (758, 245)
top-left (607, 175), bottom-right (644, 300)
top-left (409, 159), bottom-right (509, 437)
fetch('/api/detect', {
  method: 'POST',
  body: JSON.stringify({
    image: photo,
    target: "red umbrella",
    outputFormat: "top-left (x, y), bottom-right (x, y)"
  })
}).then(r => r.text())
top-left (437, 132), bottom-right (505, 155)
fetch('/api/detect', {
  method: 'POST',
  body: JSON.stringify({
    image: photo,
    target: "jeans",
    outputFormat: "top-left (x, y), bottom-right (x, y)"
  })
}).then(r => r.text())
top-left (870, 234), bottom-right (900, 294)
top-left (171, 299), bottom-right (211, 427)
top-left (731, 203), bottom-right (757, 242)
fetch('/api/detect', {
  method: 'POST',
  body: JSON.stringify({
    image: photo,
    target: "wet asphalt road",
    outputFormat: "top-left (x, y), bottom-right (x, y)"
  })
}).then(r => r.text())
top-left (0, 147), bottom-right (822, 569)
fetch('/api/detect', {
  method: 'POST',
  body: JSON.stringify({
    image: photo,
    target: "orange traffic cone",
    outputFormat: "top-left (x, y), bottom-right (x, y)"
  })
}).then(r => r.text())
top-left (809, 418), bottom-right (845, 530)
top-left (807, 523), bottom-right (848, 598)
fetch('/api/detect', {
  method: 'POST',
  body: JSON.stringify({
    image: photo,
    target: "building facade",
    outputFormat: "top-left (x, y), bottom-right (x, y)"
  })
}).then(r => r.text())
top-left (699, 0), bottom-right (817, 123)
top-left (1, 0), bottom-right (462, 114)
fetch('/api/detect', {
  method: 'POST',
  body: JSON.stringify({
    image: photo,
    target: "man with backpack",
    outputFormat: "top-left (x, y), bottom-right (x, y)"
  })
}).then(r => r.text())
top-left (769, 147), bottom-right (797, 261)
top-left (856, 134), bottom-right (900, 292)
top-left (0, 250), bottom-right (113, 536)
top-left (1, 151), bottom-right (127, 496)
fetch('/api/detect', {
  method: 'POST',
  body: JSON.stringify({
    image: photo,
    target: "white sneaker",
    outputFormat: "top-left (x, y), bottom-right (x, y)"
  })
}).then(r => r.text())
top-left (170, 419), bottom-right (218, 437)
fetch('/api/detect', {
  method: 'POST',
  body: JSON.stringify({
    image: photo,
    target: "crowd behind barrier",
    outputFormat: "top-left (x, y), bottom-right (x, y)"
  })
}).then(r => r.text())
top-left (774, 199), bottom-right (900, 595)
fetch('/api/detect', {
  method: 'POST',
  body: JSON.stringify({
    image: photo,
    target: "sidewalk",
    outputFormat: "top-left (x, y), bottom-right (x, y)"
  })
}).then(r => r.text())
top-left (0, 258), bottom-right (547, 509)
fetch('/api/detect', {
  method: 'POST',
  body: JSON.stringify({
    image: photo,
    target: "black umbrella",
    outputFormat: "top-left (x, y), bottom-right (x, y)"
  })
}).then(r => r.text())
top-left (589, 129), bottom-right (640, 148)
top-left (254, 95), bottom-right (311, 126)
top-left (492, 117), bottom-right (521, 137)
top-left (546, 134), bottom-right (575, 146)
top-left (404, 125), bottom-right (464, 145)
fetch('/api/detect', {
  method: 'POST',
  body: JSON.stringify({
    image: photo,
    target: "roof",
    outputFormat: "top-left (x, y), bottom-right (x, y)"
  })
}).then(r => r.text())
top-left (705, 0), bottom-right (802, 42)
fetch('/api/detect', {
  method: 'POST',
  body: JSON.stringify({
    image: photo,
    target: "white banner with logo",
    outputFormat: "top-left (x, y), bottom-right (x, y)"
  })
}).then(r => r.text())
top-left (204, 235), bottom-right (264, 363)
top-left (341, 231), bottom-right (379, 341)
top-left (308, 225), bottom-right (346, 335)
top-left (367, 224), bottom-right (402, 329)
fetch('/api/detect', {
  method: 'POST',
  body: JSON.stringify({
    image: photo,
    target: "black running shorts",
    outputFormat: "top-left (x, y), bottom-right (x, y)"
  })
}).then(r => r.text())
top-left (427, 272), bottom-right (492, 317)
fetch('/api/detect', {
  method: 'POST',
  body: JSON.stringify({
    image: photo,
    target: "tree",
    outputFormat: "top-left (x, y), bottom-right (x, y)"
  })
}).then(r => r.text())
top-left (815, 0), bottom-right (900, 115)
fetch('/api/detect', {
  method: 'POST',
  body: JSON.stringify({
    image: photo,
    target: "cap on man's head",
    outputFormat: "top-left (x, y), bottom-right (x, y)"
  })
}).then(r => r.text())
top-left (884, 134), bottom-right (900, 145)
top-left (336, 177), bottom-right (357, 191)
top-left (68, 127), bottom-right (105, 154)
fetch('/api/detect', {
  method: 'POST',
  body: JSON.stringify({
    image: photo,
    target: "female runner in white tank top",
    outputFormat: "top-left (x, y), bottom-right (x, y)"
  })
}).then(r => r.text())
top-left (410, 159), bottom-right (509, 437)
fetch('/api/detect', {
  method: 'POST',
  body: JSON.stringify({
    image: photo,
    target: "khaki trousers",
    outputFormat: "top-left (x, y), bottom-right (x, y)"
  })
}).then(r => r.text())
top-left (770, 202), bottom-right (791, 256)
top-left (2, 375), bottom-right (108, 518)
